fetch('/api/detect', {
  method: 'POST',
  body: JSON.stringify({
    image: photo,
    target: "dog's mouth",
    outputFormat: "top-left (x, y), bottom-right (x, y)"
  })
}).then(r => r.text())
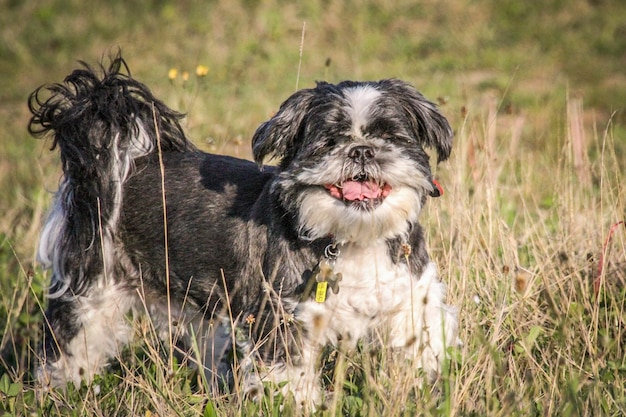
top-left (323, 175), bottom-right (392, 209)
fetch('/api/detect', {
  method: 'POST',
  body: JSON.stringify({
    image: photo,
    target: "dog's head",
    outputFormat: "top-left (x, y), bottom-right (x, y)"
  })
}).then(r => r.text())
top-left (253, 79), bottom-right (453, 244)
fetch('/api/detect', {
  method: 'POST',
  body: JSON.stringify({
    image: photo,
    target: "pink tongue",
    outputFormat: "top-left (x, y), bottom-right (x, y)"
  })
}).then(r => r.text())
top-left (341, 180), bottom-right (381, 201)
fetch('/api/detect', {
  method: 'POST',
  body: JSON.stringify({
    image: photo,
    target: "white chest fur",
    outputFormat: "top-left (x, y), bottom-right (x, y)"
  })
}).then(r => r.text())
top-left (297, 241), bottom-right (418, 346)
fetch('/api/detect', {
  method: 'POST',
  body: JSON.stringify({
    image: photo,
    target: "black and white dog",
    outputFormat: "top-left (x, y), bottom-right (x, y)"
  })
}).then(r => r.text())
top-left (29, 55), bottom-right (458, 407)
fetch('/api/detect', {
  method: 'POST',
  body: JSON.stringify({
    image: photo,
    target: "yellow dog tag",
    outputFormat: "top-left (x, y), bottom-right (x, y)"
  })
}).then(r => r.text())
top-left (315, 281), bottom-right (328, 303)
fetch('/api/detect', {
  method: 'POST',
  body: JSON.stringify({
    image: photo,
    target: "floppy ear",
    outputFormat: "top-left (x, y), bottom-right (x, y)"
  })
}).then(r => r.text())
top-left (252, 87), bottom-right (317, 167)
top-left (379, 79), bottom-right (453, 162)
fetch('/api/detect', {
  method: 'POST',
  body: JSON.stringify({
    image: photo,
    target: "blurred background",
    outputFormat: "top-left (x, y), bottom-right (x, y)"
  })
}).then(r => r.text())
top-left (0, 1), bottom-right (625, 415)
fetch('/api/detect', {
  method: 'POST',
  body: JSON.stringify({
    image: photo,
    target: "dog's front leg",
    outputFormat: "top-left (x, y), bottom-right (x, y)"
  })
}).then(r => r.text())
top-left (388, 262), bottom-right (459, 380)
top-left (259, 338), bottom-right (322, 411)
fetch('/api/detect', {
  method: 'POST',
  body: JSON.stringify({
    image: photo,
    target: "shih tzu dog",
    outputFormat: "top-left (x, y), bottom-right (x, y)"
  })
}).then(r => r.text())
top-left (29, 55), bottom-right (458, 408)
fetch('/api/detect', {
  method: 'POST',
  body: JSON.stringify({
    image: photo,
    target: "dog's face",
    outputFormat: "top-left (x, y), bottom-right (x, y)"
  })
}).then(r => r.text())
top-left (252, 79), bottom-right (453, 244)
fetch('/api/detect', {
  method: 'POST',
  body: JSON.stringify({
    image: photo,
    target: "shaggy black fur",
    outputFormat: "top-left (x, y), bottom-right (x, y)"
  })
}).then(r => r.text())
top-left (28, 54), bottom-right (454, 398)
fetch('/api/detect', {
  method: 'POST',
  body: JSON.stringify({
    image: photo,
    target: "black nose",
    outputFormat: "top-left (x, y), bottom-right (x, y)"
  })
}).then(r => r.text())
top-left (348, 146), bottom-right (375, 164)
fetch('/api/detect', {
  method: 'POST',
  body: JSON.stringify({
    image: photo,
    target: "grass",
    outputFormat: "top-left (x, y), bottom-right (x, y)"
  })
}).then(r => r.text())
top-left (1, 0), bottom-right (625, 415)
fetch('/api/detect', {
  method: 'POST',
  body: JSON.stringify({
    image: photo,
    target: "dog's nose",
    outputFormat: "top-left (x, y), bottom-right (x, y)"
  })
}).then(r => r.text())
top-left (348, 146), bottom-right (375, 164)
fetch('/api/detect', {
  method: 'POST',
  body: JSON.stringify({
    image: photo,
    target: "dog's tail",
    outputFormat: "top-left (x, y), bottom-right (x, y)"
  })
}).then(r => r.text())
top-left (28, 54), bottom-right (195, 298)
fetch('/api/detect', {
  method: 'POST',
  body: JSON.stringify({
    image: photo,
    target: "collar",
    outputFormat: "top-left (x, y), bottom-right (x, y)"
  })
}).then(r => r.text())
top-left (300, 242), bottom-right (342, 303)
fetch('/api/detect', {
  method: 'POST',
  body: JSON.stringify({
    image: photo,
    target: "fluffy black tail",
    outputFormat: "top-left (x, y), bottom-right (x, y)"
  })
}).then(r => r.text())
top-left (28, 54), bottom-right (195, 297)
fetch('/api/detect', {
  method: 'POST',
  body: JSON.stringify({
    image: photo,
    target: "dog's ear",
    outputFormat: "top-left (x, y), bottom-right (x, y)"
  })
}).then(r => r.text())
top-left (252, 87), bottom-right (318, 167)
top-left (379, 79), bottom-right (453, 162)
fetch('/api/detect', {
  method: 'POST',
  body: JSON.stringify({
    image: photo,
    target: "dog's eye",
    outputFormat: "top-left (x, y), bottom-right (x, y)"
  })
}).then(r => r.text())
top-left (381, 133), bottom-right (412, 144)
top-left (328, 135), bottom-right (351, 147)
top-left (380, 132), bottom-right (411, 143)
top-left (396, 134), bottom-right (415, 144)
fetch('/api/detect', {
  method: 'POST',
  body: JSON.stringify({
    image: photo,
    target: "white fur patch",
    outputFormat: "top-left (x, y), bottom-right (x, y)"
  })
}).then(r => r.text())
top-left (39, 283), bottom-right (135, 388)
top-left (37, 190), bottom-right (65, 271)
top-left (343, 86), bottom-right (381, 137)
top-left (266, 245), bottom-right (458, 407)
top-left (37, 182), bottom-right (72, 298)
top-left (297, 244), bottom-right (456, 351)
top-left (297, 185), bottom-right (422, 243)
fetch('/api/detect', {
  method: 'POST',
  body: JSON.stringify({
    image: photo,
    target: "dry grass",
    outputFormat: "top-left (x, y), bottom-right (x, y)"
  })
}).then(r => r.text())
top-left (1, 0), bottom-right (625, 415)
top-left (433, 98), bottom-right (625, 416)
top-left (4, 84), bottom-right (624, 417)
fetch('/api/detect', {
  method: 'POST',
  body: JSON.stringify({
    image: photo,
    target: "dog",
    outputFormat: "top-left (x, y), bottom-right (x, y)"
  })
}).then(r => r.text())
top-left (29, 55), bottom-right (458, 408)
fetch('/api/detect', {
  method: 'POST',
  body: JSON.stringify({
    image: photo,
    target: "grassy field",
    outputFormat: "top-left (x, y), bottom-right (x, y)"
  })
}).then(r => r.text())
top-left (1, 0), bottom-right (626, 415)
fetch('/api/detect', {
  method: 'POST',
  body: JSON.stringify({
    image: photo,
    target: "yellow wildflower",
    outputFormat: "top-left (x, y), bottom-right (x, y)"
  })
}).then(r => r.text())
top-left (195, 65), bottom-right (209, 78)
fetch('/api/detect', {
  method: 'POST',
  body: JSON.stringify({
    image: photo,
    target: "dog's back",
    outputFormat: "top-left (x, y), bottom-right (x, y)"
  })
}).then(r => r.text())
top-left (120, 151), bottom-right (275, 307)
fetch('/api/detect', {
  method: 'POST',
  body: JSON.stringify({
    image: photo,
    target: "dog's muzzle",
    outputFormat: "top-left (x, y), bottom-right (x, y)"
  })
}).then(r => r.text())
top-left (323, 145), bottom-right (392, 210)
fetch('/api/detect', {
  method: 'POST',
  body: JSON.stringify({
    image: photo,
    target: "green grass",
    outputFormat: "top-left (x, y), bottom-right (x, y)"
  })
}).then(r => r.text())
top-left (1, 0), bottom-right (625, 415)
